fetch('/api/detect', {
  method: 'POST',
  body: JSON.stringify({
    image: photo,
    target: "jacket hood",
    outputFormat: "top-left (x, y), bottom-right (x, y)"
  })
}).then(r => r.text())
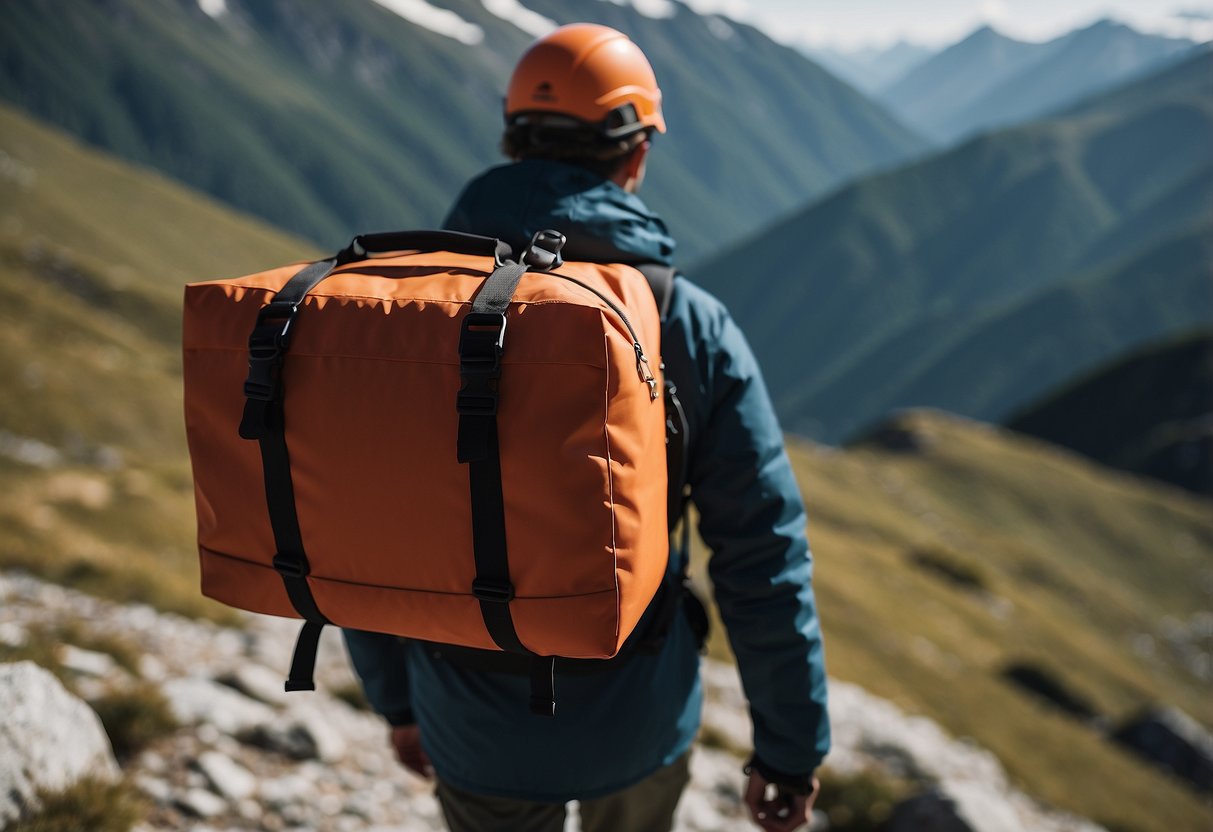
top-left (442, 159), bottom-right (675, 267)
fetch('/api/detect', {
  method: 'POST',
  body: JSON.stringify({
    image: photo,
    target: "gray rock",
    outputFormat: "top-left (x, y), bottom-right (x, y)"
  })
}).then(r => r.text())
top-left (134, 774), bottom-right (174, 805)
top-left (0, 622), bottom-right (27, 647)
top-left (884, 781), bottom-right (1039, 832)
top-left (177, 786), bottom-right (229, 818)
top-left (217, 663), bottom-right (290, 705)
top-left (196, 750), bottom-right (257, 801)
top-left (260, 773), bottom-right (315, 810)
top-left (58, 644), bottom-right (117, 678)
top-left (1112, 706), bottom-right (1213, 793)
top-left (163, 676), bottom-right (277, 736)
top-left (248, 711), bottom-right (346, 762)
top-left (0, 661), bottom-right (120, 825)
top-left (886, 788), bottom-right (978, 832)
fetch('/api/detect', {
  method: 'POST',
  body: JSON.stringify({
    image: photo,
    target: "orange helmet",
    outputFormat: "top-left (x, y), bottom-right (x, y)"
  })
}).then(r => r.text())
top-left (505, 23), bottom-right (666, 139)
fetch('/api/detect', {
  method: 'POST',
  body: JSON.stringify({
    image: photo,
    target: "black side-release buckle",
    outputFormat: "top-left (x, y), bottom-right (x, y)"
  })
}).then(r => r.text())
top-left (272, 553), bottom-right (310, 579)
top-left (242, 302), bottom-right (298, 401)
top-left (239, 302), bottom-right (300, 440)
top-left (472, 578), bottom-right (515, 603)
top-left (456, 313), bottom-right (507, 417)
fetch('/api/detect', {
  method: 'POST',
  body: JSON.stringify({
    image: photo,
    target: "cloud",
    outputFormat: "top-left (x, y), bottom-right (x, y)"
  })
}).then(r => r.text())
top-left (978, 0), bottom-right (1010, 24)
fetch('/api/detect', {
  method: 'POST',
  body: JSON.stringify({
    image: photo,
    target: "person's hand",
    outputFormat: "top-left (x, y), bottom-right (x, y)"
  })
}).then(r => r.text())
top-left (744, 769), bottom-right (819, 832)
top-left (389, 723), bottom-right (434, 780)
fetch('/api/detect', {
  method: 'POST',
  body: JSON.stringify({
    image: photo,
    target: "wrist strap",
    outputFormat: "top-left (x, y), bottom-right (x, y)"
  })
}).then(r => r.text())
top-left (743, 755), bottom-right (817, 796)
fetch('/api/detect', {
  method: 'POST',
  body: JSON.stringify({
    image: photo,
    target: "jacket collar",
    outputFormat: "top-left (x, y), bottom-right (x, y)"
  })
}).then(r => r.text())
top-left (443, 159), bottom-right (676, 267)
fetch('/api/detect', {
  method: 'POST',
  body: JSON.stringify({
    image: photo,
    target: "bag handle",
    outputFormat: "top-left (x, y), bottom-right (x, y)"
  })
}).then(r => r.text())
top-left (340, 230), bottom-right (513, 266)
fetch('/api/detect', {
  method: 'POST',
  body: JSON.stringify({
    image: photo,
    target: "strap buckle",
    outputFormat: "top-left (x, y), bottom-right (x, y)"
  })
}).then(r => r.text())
top-left (272, 553), bottom-right (310, 579)
top-left (472, 578), bottom-right (515, 603)
top-left (457, 313), bottom-right (507, 416)
top-left (459, 312), bottom-right (507, 362)
top-left (522, 229), bottom-right (566, 271)
top-left (243, 302), bottom-right (299, 402)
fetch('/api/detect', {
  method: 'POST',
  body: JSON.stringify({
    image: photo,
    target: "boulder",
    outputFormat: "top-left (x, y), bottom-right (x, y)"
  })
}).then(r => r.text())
top-left (245, 709), bottom-right (347, 762)
top-left (196, 750), bottom-right (257, 801)
top-left (162, 675), bottom-right (277, 736)
top-left (886, 782), bottom-right (1027, 832)
top-left (0, 661), bottom-right (120, 825)
top-left (1112, 706), bottom-right (1213, 793)
top-left (1001, 661), bottom-right (1099, 722)
top-left (216, 664), bottom-right (290, 706)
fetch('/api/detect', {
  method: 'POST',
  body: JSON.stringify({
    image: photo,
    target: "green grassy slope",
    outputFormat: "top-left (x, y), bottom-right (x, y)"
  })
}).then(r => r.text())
top-left (696, 47), bottom-right (1213, 444)
top-left (695, 410), bottom-right (1213, 832)
top-left (0, 0), bottom-right (923, 263)
top-left (0, 102), bottom-right (313, 619)
top-left (1008, 332), bottom-right (1213, 495)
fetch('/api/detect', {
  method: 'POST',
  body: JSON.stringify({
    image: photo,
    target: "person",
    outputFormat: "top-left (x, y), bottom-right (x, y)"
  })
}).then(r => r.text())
top-left (343, 23), bottom-right (829, 832)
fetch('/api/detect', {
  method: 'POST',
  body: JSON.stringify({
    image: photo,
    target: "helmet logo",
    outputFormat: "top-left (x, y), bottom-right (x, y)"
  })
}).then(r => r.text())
top-left (532, 81), bottom-right (557, 103)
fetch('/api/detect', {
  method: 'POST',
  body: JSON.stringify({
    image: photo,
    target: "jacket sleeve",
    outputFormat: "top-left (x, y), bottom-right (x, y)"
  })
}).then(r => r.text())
top-left (341, 629), bottom-right (416, 726)
top-left (680, 287), bottom-right (830, 776)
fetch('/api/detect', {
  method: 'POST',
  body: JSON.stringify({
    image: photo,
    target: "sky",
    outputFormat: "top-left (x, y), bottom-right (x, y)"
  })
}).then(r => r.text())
top-left (685, 0), bottom-right (1213, 49)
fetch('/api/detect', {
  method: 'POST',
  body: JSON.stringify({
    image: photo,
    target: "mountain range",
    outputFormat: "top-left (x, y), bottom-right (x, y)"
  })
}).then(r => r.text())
top-left (1, 100), bottom-right (1211, 832)
top-left (0, 0), bottom-right (924, 263)
top-left (696, 45), bottom-right (1213, 445)
top-left (880, 20), bottom-right (1197, 142)
top-left (806, 40), bottom-right (935, 93)
top-left (1008, 332), bottom-right (1213, 496)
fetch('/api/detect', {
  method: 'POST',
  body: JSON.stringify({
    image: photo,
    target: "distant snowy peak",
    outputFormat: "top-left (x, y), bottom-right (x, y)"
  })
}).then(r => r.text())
top-left (481, 0), bottom-right (555, 38)
top-left (599, 0), bottom-right (678, 21)
top-left (197, 0), bottom-right (227, 19)
top-left (369, 0), bottom-right (484, 45)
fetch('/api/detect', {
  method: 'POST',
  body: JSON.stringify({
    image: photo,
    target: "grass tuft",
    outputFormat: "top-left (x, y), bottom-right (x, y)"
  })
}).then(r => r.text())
top-left (814, 766), bottom-right (914, 832)
top-left (54, 620), bottom-right (143, 677)
top-left (89, 682), bottom-right (180, 760)
top-left (7, 777), bottom-right (146, 832)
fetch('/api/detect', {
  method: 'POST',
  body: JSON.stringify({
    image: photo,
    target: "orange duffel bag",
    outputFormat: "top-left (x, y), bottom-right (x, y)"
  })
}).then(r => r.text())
top-left (182, 230), bottom-right (669, 714)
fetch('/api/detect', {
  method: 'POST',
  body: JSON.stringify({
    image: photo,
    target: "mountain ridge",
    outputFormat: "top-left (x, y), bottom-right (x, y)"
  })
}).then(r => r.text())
top-left (1007, 331), bottom-right (1213, 495)
top-left (695, 46), bottom-right (1213, 444)
top-left (0, 0), bottom-right (924, 262)
top-left (880, 19), bottom-right (1197, 141)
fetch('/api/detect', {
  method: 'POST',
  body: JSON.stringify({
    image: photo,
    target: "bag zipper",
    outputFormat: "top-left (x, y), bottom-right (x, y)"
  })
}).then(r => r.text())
top-left (548, 272), bottom-right (659, 400)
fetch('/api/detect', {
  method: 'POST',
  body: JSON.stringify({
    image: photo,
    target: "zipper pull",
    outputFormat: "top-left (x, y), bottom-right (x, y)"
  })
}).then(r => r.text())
top-left (635, 344), bottom-right (659, 400)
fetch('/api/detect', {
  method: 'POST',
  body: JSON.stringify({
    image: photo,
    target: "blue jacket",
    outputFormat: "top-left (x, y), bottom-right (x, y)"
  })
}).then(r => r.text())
top-left (343, 159), bottom-right (829, 802)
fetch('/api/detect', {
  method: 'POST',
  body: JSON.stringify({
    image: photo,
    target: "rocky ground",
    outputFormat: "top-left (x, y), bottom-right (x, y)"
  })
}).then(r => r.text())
top-left (0, 570), bottom-right (1106, 831)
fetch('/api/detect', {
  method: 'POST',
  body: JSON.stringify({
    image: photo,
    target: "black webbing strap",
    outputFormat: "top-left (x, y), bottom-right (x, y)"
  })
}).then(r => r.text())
top-left (530, 656), bottom-right (555, 717)
top-left (456, 260), bottom-right (558, 715)
top-left (239, 256), bottom-right (344, 693)
top-left (240, 235), bottom-right (519, 695)
top-left (636, 264), bottom-right (695, 654)
top-left (637, 264), bottom-right (676, 321)
top-left (285, 620), bottom-right (325, 692)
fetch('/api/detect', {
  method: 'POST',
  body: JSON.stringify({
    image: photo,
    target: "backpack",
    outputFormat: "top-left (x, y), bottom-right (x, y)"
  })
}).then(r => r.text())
top-left (182, 230), bottom-right (689, 715)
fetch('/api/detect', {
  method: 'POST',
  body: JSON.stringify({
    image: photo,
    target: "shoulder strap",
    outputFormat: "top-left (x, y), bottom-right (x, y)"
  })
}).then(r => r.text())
top-left (636, 264), bottom-right (676, 321)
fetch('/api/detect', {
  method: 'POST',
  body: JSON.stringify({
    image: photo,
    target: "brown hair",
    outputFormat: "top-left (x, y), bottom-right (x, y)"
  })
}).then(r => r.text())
top-left (502, 121), bottom-right (650, 179)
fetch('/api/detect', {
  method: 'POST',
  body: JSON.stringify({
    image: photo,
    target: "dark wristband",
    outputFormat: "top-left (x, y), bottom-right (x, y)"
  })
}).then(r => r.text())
top-left (743, 755), bottom-right (816, 796)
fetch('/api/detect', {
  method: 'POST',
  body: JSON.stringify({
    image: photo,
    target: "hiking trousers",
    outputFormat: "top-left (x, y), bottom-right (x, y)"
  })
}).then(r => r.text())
top-left (434, 752), bottom-right (692, 832)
